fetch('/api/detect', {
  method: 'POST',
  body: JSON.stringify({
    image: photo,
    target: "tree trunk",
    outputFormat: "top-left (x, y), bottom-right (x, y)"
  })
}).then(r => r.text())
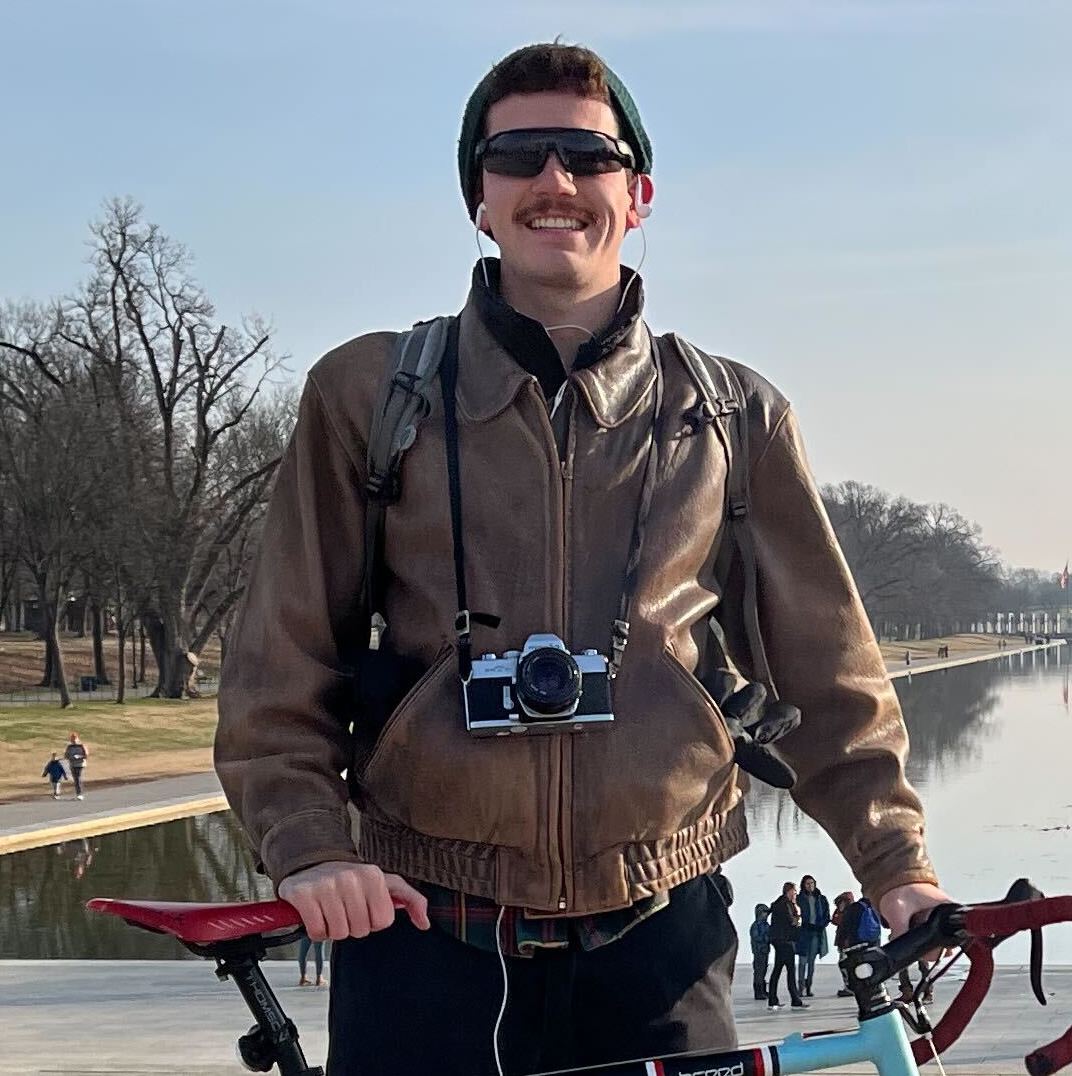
top-left (91, 602), bottom-right (110, 684)
top-left (115, 624), bottom-right (127, 704)
top-left (43, 601), bottom-right (72, 707)
top-left (145, 610), bottom-right (200, 698)
top-left (130, 624), bottom-right (138, 687)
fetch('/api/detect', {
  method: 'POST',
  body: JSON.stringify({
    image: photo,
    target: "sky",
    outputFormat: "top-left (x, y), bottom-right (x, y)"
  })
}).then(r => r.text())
top-left (2, 0), bottom-right (1068, 571)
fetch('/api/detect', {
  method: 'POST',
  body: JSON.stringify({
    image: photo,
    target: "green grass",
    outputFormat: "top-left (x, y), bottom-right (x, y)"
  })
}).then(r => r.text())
top-left (0, 697), bottom-right (219, 754)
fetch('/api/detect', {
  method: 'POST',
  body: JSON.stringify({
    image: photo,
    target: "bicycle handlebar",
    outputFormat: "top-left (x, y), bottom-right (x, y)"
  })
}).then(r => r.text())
top-left (857, 885), bottom-right (1072, 1074)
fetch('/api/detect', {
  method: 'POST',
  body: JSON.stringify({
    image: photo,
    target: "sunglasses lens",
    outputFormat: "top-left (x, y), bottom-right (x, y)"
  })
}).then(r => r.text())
top-left (480, 130), bottom-right (631, 177)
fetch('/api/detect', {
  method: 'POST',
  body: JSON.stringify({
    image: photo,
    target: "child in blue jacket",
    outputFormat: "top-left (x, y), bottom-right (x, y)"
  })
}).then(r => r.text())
top-left (750, 903), bottom-right (771, 1001)
top-left (42, 753), bottom-right (67, 798)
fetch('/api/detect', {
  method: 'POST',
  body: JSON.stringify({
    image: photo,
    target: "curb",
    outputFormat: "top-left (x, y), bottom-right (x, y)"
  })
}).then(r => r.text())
top-left (0, 795), bottom-right (229, 854)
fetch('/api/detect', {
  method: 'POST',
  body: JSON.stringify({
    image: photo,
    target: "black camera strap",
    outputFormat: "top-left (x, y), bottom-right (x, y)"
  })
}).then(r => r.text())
top-left (612, 332), bottom-right (664, 674)
top-left (439, 322), bottom-right (664, 682)
top-left (439, 319), bottom-right (499, 681)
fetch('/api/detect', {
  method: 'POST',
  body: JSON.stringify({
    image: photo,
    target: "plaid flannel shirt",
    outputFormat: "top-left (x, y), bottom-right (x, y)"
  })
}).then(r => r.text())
top-left (418, 882), bottom-right (670, 957)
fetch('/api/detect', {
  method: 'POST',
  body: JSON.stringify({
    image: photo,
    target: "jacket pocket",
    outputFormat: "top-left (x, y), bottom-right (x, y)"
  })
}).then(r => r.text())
top-left (659, 645), bottom-right (736, 760)
top-left (570, 644), bottom-right (738, 856)
top-left (361, 645), bottom-right (454, 775)
top-left (357, 644), bottom-right (545, 850)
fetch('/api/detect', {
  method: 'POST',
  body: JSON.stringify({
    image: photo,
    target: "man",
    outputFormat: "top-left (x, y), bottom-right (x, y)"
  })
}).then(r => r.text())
top-left (63, 733), bottom-right (88, 801)
top-left (767, 882), bottom-right (805, 1011)
top-left (216, 42), bottom-right (949, 1075)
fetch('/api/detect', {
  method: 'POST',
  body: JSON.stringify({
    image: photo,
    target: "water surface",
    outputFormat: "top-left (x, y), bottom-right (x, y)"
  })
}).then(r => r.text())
top-left (2, 648), bottom-right (1069, 962)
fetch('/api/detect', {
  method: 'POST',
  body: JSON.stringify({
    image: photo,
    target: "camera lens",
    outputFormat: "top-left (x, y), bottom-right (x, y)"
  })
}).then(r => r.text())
top-left (516, 647), bottom-right (582, 719)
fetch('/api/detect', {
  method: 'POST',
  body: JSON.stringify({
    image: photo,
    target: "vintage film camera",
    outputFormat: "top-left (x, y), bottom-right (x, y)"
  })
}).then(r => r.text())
top-left (464, 633), bottom-right (613, 737)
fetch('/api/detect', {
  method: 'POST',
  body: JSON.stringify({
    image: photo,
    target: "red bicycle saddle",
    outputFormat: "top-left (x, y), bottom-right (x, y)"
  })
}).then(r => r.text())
top-left (87, 898), bottom-right (302, 944)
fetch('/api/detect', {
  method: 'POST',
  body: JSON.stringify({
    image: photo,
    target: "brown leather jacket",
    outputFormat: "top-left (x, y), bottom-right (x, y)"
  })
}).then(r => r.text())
top-left (215, 288), bottom-right (937, 914)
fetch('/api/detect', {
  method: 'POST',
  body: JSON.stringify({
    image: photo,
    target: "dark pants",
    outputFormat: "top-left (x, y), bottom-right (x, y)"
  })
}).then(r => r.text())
top-left (768, 942), bottom-right (801, 1006)
top-left (71, 768), bottom-right (84, 796)
top-left (327, 873), bottom-right (737, 1075)
top-left (752, 949), bottom-right (769, 999)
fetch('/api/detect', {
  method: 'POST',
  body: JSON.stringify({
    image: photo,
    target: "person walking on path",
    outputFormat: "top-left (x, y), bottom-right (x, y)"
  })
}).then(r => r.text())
top-left (298, 937), bottom-right (327, 987)
top-left (795, 874), bottom-right (830, 998)
top-left (41, 753), bottom-right (67, 799)
top-left (63, 733), bottom-right (88, 800)
top-left (768, 882), bottom-right (807, 1010)
top-left (749, 903), bottom-right (771, 1001)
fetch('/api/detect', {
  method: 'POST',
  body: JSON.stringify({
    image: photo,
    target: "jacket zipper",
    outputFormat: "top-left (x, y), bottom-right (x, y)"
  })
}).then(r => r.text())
top-left (537, 379), bottom-right (572, 912)
top-left (556, 391), bottom-right (577, 912)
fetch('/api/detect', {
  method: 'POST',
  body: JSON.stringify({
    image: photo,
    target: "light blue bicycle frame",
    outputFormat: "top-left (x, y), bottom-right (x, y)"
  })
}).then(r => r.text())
top-left (567, 1006), bottom-right (921, 1076)
top-left (775, 1009), bottom-right (918, 1076)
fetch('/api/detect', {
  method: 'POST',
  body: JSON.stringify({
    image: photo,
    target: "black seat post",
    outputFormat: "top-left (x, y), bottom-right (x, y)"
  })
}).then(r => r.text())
top-left (197, 934), bottom-right (324, 1076)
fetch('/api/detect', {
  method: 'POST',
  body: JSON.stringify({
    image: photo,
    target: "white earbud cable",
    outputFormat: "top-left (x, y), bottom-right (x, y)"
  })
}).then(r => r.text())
top-left (492, 904), bottom-right (508, 1076)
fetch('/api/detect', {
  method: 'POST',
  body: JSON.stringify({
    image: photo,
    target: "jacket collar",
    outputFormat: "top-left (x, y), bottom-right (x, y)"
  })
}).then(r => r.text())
top-left (457, 259), bottom-right (654, 428)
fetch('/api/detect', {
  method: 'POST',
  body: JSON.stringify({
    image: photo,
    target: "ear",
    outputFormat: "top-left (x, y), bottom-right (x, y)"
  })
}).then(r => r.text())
top-left (626, 174), bottom-right (654, 230)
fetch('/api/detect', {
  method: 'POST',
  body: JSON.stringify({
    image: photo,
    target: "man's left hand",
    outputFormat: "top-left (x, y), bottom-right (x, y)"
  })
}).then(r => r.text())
top-left (880, 882), bottom-right (955, 960)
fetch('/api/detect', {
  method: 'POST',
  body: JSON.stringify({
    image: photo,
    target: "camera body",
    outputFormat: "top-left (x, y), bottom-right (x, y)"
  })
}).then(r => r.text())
top-left (464, 633), bottom-right (613, 737)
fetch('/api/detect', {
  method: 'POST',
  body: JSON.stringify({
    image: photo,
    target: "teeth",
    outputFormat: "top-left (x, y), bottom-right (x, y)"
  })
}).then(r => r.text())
top-left (529, 217), bottom-right (585, 230)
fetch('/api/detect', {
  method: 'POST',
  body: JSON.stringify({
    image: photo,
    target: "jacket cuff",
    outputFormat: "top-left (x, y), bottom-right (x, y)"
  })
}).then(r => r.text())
top-left (260, 807), bottom-right (362, 886)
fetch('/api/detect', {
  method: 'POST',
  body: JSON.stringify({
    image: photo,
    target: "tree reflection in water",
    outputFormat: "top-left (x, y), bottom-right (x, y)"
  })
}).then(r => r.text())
top-left (744, 648), bottom-right (1067, 840)
top-left (0, 811), bottom-right (273, 959)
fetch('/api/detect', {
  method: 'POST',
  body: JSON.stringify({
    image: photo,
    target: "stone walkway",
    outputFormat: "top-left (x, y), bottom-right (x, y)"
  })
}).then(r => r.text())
top-left (0, 771), bottom-right (225, 853)
top-left (0, 961), bottom-right (1066, 1073)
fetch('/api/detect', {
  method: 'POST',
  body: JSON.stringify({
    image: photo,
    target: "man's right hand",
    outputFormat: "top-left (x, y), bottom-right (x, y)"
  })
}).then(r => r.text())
top-left (278, 862), bottom-right (431, 941)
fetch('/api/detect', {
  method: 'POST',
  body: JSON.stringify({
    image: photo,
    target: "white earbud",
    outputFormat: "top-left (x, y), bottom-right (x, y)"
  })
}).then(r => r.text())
top-left (634, 175), bottom-right (653, 219)
top-left (475, 202), bottom-right (489, 232)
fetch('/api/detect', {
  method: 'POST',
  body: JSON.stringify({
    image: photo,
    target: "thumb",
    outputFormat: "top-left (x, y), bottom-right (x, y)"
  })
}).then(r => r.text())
top-left (385, 874), bottom-right (431, 930)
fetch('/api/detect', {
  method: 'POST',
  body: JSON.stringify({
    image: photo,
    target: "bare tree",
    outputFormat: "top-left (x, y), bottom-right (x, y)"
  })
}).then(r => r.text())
top-left (0, 305), bottom-right (98, 705)
top-left (57, 199), bottom-right (289, 696)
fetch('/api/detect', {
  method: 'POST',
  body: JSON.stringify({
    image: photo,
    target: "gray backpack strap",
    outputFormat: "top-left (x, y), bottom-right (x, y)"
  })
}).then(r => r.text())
top-left (669, 333), bottom-right (776, 695)
top-left (364, 316), bottom-right (453, 648)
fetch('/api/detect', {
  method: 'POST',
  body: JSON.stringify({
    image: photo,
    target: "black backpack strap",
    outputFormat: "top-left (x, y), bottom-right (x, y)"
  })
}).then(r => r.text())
top-left (669, 333), bottom-right (776, 696)
top-left (363, 316), bottom-right (453, 648)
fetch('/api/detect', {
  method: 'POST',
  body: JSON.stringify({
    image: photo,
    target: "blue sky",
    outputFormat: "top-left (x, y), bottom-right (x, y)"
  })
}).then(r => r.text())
top-left (3, 1), bottom-right (1068, 570)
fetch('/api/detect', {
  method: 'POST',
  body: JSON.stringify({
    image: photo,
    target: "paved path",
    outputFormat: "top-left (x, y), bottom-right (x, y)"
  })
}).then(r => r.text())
top-left (0, 771), bottom-right (226, 853)
top-left (0, 961), bottom-right (1066, 1073)
top-left (884, 640), bottom-right (1065, 679)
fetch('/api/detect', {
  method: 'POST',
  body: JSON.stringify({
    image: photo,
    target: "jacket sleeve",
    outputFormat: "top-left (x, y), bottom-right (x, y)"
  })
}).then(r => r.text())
top-left (214, 373), bottom-right (368, 886)
top-left (731, 403), bottom-right (939, 908)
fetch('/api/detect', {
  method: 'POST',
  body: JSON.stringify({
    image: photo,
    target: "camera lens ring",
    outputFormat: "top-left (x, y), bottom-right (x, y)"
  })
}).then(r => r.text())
top-left (516, 647), bottom-right (583, 719)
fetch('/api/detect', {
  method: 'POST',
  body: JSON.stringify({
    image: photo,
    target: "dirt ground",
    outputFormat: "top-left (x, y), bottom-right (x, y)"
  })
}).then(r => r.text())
top-left (875, 631), bottom-right (1028, 663)
top-left (0, 696), bottom-right (218, 802)
top-left (0, 631), bottom-right (222, 695)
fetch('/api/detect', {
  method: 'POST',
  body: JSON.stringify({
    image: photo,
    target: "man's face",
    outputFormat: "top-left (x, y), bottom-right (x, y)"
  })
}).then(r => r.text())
top-left (803, 878), bottom-right (815, 892)
top-left (480, 91), bottom-right (641, 296)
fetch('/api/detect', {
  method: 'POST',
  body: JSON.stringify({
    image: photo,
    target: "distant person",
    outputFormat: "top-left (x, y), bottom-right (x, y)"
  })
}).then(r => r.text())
top-left (749, 903), bottom-right (771, 1001)
top-left (767, 882), bottom-right (806, 1010)
top-left (42, 753), bottom-right (67, 799)
top-left (298, 936), bottom-right (327, 987)
top-left (831, 890), bottom-right (856, 998)
top-left (795, 874), bottom-right (830, 998)
top-left (64, 732), bottom-right (89, 800)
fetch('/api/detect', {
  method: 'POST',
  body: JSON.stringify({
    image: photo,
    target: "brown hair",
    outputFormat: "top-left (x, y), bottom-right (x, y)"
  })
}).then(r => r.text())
top-left (480, 42), bottom-right (613, 134)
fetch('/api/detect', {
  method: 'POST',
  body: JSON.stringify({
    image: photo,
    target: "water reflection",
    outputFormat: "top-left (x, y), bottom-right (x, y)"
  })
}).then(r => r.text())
top-left (1, 649), bottom-right (1069, 961)
top-left (737, 646), bottom-right (1072, 965)
top-left (0, 812), bottom-right (273, 959)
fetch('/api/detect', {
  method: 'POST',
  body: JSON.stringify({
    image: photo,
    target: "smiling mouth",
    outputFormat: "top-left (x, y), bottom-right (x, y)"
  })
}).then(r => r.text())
top-left (526, 216), bottom-right (587, 231)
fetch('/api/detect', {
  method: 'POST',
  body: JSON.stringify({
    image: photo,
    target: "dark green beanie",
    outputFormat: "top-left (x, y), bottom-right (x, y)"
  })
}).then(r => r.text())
top-left (457, 45), bottom-right (653, 220)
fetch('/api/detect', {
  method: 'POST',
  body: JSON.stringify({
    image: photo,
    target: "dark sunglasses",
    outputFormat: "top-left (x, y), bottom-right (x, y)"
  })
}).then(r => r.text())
top-left (475, 127), bottom-right (636, 179)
